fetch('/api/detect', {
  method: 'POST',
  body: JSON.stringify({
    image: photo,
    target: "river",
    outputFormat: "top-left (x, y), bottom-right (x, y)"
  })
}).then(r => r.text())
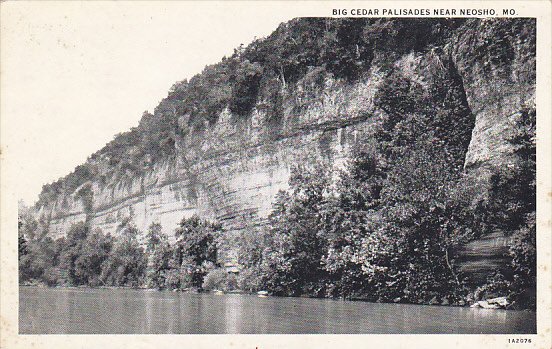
top-left (19, 287), bottom-right (536, 334)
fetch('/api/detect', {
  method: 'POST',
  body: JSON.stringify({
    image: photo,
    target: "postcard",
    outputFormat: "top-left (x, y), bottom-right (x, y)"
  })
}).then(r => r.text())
top-left (1, 1), bottom-right (550, 348)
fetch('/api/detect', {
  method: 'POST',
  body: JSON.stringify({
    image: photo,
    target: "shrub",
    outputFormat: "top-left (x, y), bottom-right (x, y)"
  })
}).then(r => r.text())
top-left (202, 268), bottom-right (228, 291)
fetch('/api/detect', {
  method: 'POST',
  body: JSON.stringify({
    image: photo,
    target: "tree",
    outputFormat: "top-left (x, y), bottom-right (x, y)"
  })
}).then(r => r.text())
top-left (145, 222), bottom-right (171, 289)
top-left (321, 144), bottom-right (386, 298)
top-left (58, 222), bottom-right (89, 285)
top-left (261, 164), bottom-right (332, 296)
top-left (100, 219), bottom-right (146, 287)
top-left (375, 130), bottom-right (480, 303)
top-left (19, 236), bottom-right (56, 284)
top-left (367, 59), bottom-right (478, 303)
top-left (321, 18), bottom-right (373, 80)
top-left (173, 215), bottom-right (221, 289)
top-left (229, 59), bottom-right (263, 116)
top-left (74, 228), bottom-right (113, 286)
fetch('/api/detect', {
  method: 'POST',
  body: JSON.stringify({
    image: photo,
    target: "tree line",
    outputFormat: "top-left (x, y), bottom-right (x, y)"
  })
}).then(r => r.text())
top-left (18, 214), bottom-right (231, 291)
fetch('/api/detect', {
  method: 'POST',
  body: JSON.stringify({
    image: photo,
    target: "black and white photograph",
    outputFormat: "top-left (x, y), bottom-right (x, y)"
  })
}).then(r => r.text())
top-left (1, 1), bottom-right (550, 347)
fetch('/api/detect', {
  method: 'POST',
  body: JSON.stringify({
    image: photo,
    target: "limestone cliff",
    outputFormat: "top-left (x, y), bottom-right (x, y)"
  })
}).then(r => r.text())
top-left (33, 18), bottom-right (535, 270)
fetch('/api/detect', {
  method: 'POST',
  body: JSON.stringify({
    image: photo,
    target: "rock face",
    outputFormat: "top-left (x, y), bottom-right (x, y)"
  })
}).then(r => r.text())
top-left (40, 75), bottom-right (380, 248)
top-left (451, 19), bottom-right (536, 283)
top-left (454, 19), bottom-right (536, 170)
top-left (34, 18), bottom-right (535, 269)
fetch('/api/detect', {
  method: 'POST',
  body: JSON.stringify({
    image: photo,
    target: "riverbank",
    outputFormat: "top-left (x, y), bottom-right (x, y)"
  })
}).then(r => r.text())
top-left (20, 282), bottom-right (528, 311)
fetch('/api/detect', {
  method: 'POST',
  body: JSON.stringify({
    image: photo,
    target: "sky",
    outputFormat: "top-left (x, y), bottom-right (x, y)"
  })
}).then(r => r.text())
top-left (1, 2), bottom-right (291, 205)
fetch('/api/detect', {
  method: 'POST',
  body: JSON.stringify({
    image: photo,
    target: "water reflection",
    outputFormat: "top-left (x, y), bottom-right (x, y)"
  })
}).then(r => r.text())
top-left (222, 295), bottom-right (240, 333)
top-left (19, 287), bottom-right (536, 334)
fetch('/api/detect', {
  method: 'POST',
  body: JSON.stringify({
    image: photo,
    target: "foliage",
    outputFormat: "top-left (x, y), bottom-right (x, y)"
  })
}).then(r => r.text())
top-left (202, 268), bottom-right (227, 291)
top-left (456, 19), bottom-right (536, 77)
top-left (170, 215), bottom-right (222, 289)
top-left (321, 145), bottom-right (388, 299)
top-left (100, 220), bottom-right (146, 287)
top-left (472, 271), bottom-right (512, 302)
top-left (236, 266), bottom-right (264, 292)
top-left (19, 235), bottom-right (62, 285)
top-left (18, 208), bottom-right (41, 241)
top-left (74, 229), bottom-right (113, 286)
top-left (508, 212), bottom-right (536, 309)
top-left (145, 223), bottom-right (172, 289)
top-left (202, 268), bottom-right (237, 291)
top-left (229, 60), bottom-right (263, 116)
top-left (483, 108), bottom-right (536, 309)
top-left (486, 109), bottom-right (536, 233)
top-left (58, 222), bottom-right (90, 285)
top-left (260, 164), bottom-right (332, 297)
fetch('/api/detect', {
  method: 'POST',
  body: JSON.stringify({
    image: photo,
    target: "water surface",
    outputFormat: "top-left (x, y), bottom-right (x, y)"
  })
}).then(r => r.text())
top-left (19, 287), bottom-right (536, 334)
